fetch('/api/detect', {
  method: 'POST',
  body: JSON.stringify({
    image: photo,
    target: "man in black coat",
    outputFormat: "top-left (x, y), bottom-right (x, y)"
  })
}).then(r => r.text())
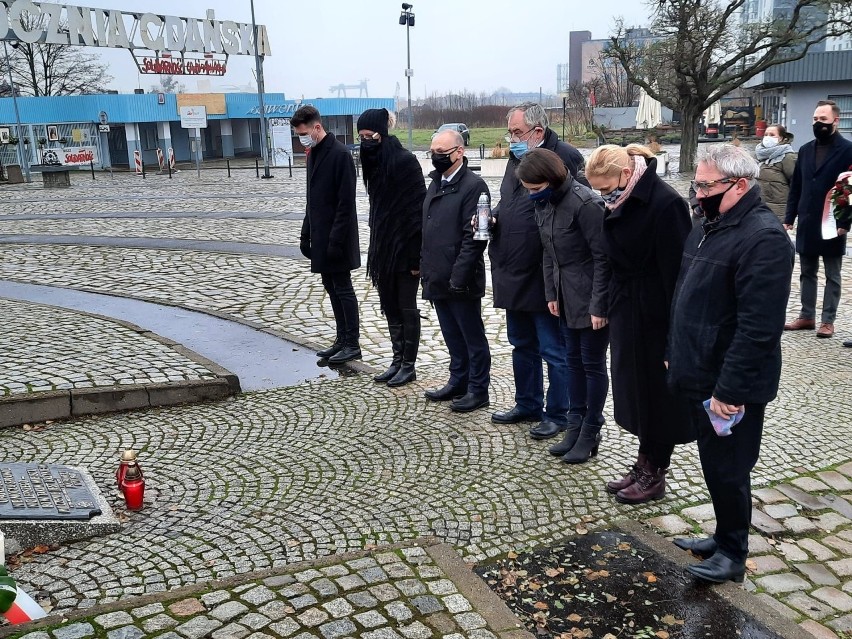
top-left (293, 105), bottom-right (361, 364)
top-left (668, 145), bottom-right (794, 584)
top-left (489, 102), bottom-right (583, 441)
top-left (783, 99), bottom-right (852, 340)
top-left (421, 130), bottom-right (491, 413)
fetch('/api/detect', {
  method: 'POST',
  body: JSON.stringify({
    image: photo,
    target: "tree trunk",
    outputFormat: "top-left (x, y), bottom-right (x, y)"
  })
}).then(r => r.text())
top-left (678, 107), bottom-right (703, 174)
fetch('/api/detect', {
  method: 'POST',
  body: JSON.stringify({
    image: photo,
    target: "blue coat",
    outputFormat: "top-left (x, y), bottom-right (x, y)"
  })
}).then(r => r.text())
top-left (785, 133), bottom-right (852, 257)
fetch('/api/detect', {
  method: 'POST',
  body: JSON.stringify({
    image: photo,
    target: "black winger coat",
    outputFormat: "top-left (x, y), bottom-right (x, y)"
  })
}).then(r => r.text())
top-left (536, 176), bottom-right (610, 328)
top-left (300, 133), bottom-right (359, 273)
top-left (488, 127), bottom-right (585, 312)
top-left (602, 160), bottom-right (693, 444)
top-left (785, 133), bottom-right (852, 257)
top-left (669, 187), bottom-right (794, 405)
top-left (421, 158), bottom-right (489, 300)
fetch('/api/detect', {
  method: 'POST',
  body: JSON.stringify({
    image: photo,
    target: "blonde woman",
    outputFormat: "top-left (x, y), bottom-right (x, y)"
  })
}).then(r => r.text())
top-left (585, 144), bottom-right (692, 504)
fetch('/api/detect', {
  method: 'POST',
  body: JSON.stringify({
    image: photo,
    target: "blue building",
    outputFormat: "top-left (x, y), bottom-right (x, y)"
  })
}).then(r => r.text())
top-left (0, 93), bottom-right (394, 170)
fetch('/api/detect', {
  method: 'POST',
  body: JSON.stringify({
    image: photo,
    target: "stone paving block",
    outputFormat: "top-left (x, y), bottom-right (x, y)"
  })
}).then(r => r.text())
top-left (290, 594), bottom-right (319, 610)
top-left (646, 514), bottom-right (691, 534)
top-left (359, 566), bottom-right (389, 584)
top-left (756, 572), bottom-right (811, 593)
top-left (798, 538), bottom-right (838, 560)
top-left (363, 629), bottom-right (404, 639)
top-left (385, 600), bottom-right (415, 621)
top-left (200, 591), bottom-right (231, 607)
top-left (257, 600), bottom-right (291, 621)
top-left (399, 621), bottom-right (433, 639)
top-left (212, 624), bottom-right (251, 639)
top-left (106, 627), bottom-right (144, 639)
top-left (169, 598), bottom-right (206, 617)
top-left (823, 495), bottom-right (852, 519)
top-left (454, 612), bottom-right (487, 630)
top-left (813, 512), bottom-right (852, 532)
top-left (311, 578), bottom-right (339, 597)
top-left (763, 503), bottom-right (798, 519)
top-left (294, 569), bottom-right (324, 582)
top-left (346, 591), bottom-right (378, 608)
top-left (749, 555), bottom-right (788, 574)
top-left (812, 586), bottom-right (852, 612)
top-left (783, 592), bottom-right (837, 619)
top-left (776, 484), bottom-right (829, 510)
top-left (210, 600), bottom-right (249, 622)
top-left (53, 623), bottom-right (96, 639)
top-left (410, 595), bottom-right (444, 614)
top-left (385, 563), bottom-right (416, 579)
top-left (142, 614), bottom-right (179, 633)
top-left (751, 509), bottom-right (785, 534)
top-left (241, 585), bottom-right (276, 605)
top-left (468, 631), bottom-right (499, 639)
top-left (796, 563), bottom-right (841, 585)
top-left (71, 386), bottom-right (149, 416)
top-left (94, 611), bottom-right (134, 629)
top-left (818, 471), bottom-right (852, 491)
top-left (426, 579), bottom-right (458, 595)
top-left (838, 529), bottom-right (852, 542)
top-left (799, 620), bottom-right (840, 639)
top-left (824, 537), bottom-right (852, 555)
top-left (264, 575), bottom-right (296, 588)
top-left (297, 607), bottom-right (330, 627)
top-left (828, 613), bottom-right (852, 633)
top-left (748, 534), bottom-right (773, 554)
top-left (783, 516), bottom-right (819, 534)
top-left (335, 574), bottom-right (366, 591)
top-left (369, 583), bottom-right (401, 602)
top-left (174, 616), bottom-right (223, 639)
top-left (131, 602), bottom-right (165, 618)
top-left (792, 477), bottom-right (831, 492)
top-left (753, 488), bottom-right (789, 504)
top-left (319, 619), bottom-right (357, 639)
top-left (353, 610), bottom-right (387, 628)
top-left (699, 519), bottom-right (717, 535)
top-left (835, 461), bottom-right (852, 479)
top-left (753, 593), bottom-right (798, 621)
top-left (323, 596), bottom-right (356, 619)
top-left (268, 619), bottom-right (301, 637)
top-left (777, 541), bottom-right (809, 561)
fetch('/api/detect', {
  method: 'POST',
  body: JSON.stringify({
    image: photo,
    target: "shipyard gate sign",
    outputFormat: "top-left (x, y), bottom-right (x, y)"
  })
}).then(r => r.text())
top-left (0, 0), bottom-right (271, 75)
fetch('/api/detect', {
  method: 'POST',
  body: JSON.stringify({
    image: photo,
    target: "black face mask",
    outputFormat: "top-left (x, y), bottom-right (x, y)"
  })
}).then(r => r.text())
top-left (698, 182), bottom-right (737, 222)
top-left (431, 152), bottom-right (455, 174)
top-left (813, 121), bottom-right (834, 142)
top-left (360, 139), bottom-right (380, 155)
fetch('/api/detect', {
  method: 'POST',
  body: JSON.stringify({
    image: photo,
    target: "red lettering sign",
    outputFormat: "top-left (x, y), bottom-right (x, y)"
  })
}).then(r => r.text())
top-left (139, 57), bottom-right (227, 76)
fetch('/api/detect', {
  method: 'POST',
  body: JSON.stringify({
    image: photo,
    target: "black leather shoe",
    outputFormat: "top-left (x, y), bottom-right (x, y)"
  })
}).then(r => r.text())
top-left (491, 406), bottom-right (541, 424)
top-left (424, 384), bottom-right (466, 402)
top-left (673, 536), bottom-right (718, 559)
top-left (686, 553), bottom-right (745, 583)
top-left (450, 392), bottom-right (489, 413)
top-left (328, 345), bottom-right (362, 364)
top-left (844, 339), bottom-right (852, 348)
top-left (317, 340), bottom-right (343, 358)
top-left (529, 420), bottom-right (567, 440)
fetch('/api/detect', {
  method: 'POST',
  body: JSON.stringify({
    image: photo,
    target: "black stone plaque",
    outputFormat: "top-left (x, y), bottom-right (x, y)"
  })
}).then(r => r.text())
top-left (0, 463), bottom-right (101, 520)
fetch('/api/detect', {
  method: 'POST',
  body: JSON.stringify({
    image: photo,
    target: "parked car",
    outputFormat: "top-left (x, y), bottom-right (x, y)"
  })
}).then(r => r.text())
top-left (433, 123), bottom-right (470, 146)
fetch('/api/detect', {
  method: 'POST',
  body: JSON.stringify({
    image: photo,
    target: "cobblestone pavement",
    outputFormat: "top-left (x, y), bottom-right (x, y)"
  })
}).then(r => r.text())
top-left (0, 299), bottom-right (218, 396)
top-left (0, 170), bottom-right (851, 638)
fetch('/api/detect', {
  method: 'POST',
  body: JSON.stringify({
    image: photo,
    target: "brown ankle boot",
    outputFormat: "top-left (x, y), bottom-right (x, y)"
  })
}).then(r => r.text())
top-left (614, 464), bottom-right (667, 504)
top-left (606, 453), bottom-right (647, 494)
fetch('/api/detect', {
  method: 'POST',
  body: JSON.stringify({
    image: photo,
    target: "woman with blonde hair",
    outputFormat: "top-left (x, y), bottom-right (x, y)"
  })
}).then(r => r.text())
top-left (585, 144), bottom-right (693, 504)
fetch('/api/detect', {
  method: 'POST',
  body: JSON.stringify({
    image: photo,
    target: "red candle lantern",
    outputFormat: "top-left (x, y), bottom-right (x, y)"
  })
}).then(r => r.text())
top-left (116, 449), bottom-right (141, 487)
top-left (120, 461), bottom-right (145, 511)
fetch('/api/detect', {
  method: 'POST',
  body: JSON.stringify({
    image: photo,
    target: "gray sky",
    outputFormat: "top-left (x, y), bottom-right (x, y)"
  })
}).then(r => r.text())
top-left (91, 0), bottom-right (652, 99)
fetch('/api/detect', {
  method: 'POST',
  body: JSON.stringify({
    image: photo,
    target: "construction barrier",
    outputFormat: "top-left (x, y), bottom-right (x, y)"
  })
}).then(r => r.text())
top-left (168, 147), bottom-right (176, 170)
top-left (134, 150), bottom-right (142, 175)
top-left (156, 148), bottom-right (165, 171)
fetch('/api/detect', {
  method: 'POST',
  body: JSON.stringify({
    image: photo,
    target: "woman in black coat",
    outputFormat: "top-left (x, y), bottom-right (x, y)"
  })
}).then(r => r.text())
top-left (516, 149), bottom-right (610, 465)
top-left (358, 109), bottom-right (427, 387)
top-left (585, 144), bottom-right (692, 504)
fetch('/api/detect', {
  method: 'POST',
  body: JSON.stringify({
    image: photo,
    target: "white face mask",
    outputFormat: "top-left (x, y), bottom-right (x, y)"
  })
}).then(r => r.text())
top-left (762, 136), bottom-right (779, 148)
top-left (299, 133), bottom-right (315, 148)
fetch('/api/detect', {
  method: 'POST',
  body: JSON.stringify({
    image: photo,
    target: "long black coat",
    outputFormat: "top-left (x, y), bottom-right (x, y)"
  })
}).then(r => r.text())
top-left (300, 134), bottom-right (359, 273)
top-left (536, 177), bottom-right (609, 328)
top-left (785, 133), bottom-right (852, 257)
top-left (488, 128), bottom-right (584, 312)
top-left (421, 159), bottom-right (489, 300)
top-left (602, 161), bottom-right (693, 443)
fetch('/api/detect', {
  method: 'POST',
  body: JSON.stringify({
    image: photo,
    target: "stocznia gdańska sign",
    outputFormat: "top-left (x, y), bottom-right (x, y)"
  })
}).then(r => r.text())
top-left (0, 1), bottom-right (272, 56)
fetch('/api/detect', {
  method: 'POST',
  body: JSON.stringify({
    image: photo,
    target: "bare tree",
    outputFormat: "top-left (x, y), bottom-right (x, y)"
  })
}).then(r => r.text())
top-left (606, 0), bottom-right (852, 172)
top-left (150, 75), bottom-right (185, 94)
top-left (587, 51), bottom-right (637, 107)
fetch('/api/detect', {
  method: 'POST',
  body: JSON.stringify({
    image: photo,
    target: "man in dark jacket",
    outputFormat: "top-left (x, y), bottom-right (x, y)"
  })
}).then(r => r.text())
top-left (783, 99), bottom-right (852, 339)
top-left (293, 105), bottom-right (361, 364)
top-left (668, 144), bottom-right (794, 584)
top-left (421, 130), bottom-right (491, 413)
top-left (489, 102), bottom-right (581, 440)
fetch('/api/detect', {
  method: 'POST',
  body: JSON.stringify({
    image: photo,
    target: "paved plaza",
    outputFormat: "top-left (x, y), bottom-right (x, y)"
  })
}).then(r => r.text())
top-left (1, 166), bottom-right (852, 638)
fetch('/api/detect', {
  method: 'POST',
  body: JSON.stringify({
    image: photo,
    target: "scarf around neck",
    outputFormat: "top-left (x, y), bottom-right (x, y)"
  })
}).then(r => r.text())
top-left (607, 155), bottom-right (648, 211)
top-left (755, 142), bottom-right (794, 165)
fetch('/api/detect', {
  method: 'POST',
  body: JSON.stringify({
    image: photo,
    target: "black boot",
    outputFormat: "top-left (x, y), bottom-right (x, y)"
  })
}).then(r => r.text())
top-left (548, 413), bottom-right (584, 456)
top-left (317, 336), bottom-right (344, 358)
top-left (388, 310), bottom-right (420, 388)
top-left (562, 418), bottom-right (603, 464)
top-left (374, 322), bottom-right (404, 383)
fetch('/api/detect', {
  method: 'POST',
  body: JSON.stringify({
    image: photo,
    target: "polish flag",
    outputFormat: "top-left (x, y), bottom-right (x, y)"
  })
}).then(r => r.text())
top-left (3, 588), bottom-right (47, 624)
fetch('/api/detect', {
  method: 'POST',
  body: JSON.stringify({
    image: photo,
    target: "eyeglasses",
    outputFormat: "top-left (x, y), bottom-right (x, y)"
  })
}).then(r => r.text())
top-left (690, 177), bottom-right (743, 194)
top-left (431, 146), bottom-right (459, 156)
top-left (504, 128), bottom-right (537, 143)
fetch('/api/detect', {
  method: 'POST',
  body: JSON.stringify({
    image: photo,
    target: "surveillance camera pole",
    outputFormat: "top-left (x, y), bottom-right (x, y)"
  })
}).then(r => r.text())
top-left (3, 41), bottom-right (31, 183)
top-left (250, 0), bottom-right (272, 178)
top-left (400, 4), bottom-right (414, 151)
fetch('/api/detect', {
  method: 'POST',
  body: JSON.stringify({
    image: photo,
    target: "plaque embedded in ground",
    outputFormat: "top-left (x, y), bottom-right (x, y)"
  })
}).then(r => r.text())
top-left (0, 463), bottom-right (101, 520)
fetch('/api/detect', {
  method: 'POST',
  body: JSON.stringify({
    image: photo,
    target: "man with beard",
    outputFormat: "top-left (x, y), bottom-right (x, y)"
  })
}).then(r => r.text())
top-left (357, 108), bottom-right (426, 386)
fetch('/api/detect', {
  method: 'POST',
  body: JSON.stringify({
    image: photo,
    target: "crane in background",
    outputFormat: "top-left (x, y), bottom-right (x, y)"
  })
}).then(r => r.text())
top-left (329, 79), bottom-right (369, 98)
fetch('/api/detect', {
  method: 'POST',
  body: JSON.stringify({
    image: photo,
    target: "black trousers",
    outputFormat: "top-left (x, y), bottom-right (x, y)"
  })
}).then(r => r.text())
top-left (378, 272), bottom-right (420, 322)
top-left (638, 439), bottom-right (676, 470)
top-left (689, 400), bottom-right (766, 563)
top-left (321, 270), bottom-right (359, 346)
top-left (433, 298), bottom-right (491, 395)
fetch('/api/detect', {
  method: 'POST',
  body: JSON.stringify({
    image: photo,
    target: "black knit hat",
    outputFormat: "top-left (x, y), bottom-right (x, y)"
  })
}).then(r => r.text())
top-left (357, 109), bottom-right (390, 137)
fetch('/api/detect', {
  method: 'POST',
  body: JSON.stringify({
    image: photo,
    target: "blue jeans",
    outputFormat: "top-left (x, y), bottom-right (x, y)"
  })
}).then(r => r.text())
top-left (560, 323), bottom-right (610, 424)
top-left (506, 310), bottom-right (570, 425)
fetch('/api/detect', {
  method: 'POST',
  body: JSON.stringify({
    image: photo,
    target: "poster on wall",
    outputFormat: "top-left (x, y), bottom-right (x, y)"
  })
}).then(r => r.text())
top-left (61, 147), bottom-right (99, 166)
top-left (270, 118), bottom-right (293, 168)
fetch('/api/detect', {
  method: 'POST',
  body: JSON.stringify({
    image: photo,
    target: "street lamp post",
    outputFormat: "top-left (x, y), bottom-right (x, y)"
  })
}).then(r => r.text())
top-left (3, 41), bottom-right (31, 183)
top-left (250, 0), bottom-right (272, 179)
top-left (398, 4), bottom-right (415, 150)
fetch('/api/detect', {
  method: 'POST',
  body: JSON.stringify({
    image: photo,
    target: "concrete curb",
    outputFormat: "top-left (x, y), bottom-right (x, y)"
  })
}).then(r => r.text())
top-left (0, 536), bottom-right (532, 639)
top-left (615, 519), bottom-right (806, 639)
top-left (0, 301), bottom-right (241, 429)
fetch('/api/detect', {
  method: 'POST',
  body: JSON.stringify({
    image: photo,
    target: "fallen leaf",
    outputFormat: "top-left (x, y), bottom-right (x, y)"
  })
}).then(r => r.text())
top-left (545, 567), bottom-right (563, 577)
top-left (507, 551), bottom-right (519, 559)
top-left (603, 635), bottom-right (618, 639)
top-left (591, 544), bottom-right (603, 552)
top-left (643, 571), bottom-right (658, 583)
top-left (745, 559), bottom-right (757, 572)
top-left (567, 613), bottom-right (582, 622)
top-left (528, 582), bottom-right (542, 591)
top-left (575, 525), bottom-right (589, 535)
top-left (581, 515), bottom-right (596, 523)
top-left (617, 542), bottom-right (632, 551)
top-left (32, 545), bottom-right (50, 554)
top-left (534, 602), bottom-right (549, 610)
top-left (656, 632), bottom-right (670, 639)
top-left (604, 593), bottom-right (617, 603)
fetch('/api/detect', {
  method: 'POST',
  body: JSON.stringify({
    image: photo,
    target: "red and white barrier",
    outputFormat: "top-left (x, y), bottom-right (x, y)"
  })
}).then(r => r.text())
top-left (156, 148), bottom-right (165, 171)
top-left (3, 588), bottom-right (47, 625)
top-left (134, 149), bottom-right (142, 175)
top-left (168, 147), bottom-right (176, 170)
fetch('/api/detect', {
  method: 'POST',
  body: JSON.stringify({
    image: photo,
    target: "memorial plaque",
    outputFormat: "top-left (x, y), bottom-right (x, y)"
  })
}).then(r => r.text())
top-left (0, 463), bottom-right (101, 521)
